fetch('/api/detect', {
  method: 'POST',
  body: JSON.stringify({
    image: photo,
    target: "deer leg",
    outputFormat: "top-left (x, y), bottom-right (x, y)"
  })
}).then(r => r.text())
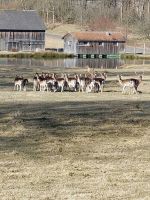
top-left (79, 86), bottom-right (81, 92)
top-left (53, 85), bottom-right (57, 92)
top-left (99, 83), bottom-right (103, 93)
top-left (100, 86), bottom-right (103, 93)
top-left (46, 84), bottom-right (48, 92)
top-left (61, 85), bottom-right (64, 92)
top-left (33, 84), bottom-right (35, 91)
top-left (74, 85), bottom-right (76, 92)
top-left (133, 86), bottom-right (138, 94)
top-left (122, 85), bottom-right (126, 94)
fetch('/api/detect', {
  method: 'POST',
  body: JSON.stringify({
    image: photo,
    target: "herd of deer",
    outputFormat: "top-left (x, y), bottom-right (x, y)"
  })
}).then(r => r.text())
top-left (14, 70), bottom-right (143, 94)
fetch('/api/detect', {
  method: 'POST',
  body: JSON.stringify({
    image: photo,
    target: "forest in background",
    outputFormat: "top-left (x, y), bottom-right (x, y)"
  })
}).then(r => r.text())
top-left (0, 0), bottom-right (150, 39)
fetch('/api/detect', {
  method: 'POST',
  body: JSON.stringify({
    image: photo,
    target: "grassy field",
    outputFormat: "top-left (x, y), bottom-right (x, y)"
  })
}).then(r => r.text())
top-left (47, 24), bottom-right (85, 36)
top-left (0, 63), bottom-right (150, 200)
top-left (45, 36), bottom-right (64, 49)
top-left (45, 23), bottom-right (84, 48)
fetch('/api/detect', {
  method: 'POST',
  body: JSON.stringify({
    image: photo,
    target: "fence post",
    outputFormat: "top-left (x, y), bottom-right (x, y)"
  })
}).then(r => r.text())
top-left (133, 41), bottom-right (136, 55)
top-left (124, 43), bottom-right (126, 53)
top-left (134, 46), bottom-right (136, 55)
top-left (143, 43), bottom-right (146, 55)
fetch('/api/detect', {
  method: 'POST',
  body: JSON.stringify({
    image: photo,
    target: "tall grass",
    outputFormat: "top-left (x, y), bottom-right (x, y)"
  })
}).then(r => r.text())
top-left (121, 53), bottom-right (150, 60)
top-left (0, 51), bottom-right (74, 59)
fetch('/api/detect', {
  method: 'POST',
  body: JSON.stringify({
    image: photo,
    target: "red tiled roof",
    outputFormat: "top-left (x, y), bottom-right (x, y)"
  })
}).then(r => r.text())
top-left (63, 32), bottom-right (126, 42)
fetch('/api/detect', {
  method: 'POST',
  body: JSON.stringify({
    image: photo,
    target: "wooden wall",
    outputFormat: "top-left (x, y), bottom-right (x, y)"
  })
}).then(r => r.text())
top-left (64, 36), bottom-right (125, 55)
top-left (76, 41), bottom-right (125, 55)
top-left (64, 35), bottom-right (77, 54)
top-left (0, 31), bottom-right (45, 51)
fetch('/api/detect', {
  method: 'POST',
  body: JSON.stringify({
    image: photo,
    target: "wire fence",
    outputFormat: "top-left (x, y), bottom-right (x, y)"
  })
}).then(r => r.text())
top-left (125, 45), bottom-right (150, 55)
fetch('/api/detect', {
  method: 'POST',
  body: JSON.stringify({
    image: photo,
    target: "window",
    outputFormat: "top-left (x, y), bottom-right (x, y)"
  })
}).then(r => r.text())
top-left (78, 42), bottom-right (90, 46)
top-left (99, 42), bottom-right (104, 46)
top-left (68, 41), bottom-right (72, 45)
top-left (113, 41), bottom-right (118, 46)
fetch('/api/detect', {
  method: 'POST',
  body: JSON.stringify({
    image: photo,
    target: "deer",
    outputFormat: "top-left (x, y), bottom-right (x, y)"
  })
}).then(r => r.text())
top-left (22, 78), bottom-right (28, 91)
top-left (86, 67), bottom-right (107, 93)
top-left (55, 73), bottom-right (67, 92)
top-left (14, 75), bottom-right (28, 91)
top-left (46, 73), bottom-right (57, 92)
top-left (35, 73), bottom-right (48, 92)
top-left (66, 74), bottom-right (78, 92)
top-left (118, 73), bottom-right (143, 94)
top-left (33, 73), bottom-right (40, 91)
top-left (77, 74), bottom-right (92, 92)
top-left (85, 80), bottom-right (96, 93)
top-left (93, 72), bottom-right (107, 93)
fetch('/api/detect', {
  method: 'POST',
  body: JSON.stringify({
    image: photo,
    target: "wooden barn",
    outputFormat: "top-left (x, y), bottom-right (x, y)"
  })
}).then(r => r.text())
top-left (63, 32), bottom-right (126, 57)
top-left (0, 10), bottom-right (46, 51)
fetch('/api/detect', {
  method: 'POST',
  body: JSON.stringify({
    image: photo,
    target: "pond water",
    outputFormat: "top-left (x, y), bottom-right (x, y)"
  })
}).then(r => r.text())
top-left (0, 57), bottom-right (150, 70)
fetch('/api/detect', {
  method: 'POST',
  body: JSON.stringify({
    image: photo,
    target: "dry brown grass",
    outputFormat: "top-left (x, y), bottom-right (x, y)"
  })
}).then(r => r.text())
top-left (45, 23), bottom-right (84, 48)
top-left (45, 35), bottom-right (64, 48)
top-left (0, 63), bottom-right (150, 200)
top-left (47, 24), bottom-right (84, 36)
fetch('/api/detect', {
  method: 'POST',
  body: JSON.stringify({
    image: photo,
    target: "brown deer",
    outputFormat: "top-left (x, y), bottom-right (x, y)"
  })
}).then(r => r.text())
top-left (46, 73), bottom-right (57, 92)
top-left (55, 73), bottom-right (67, 92)
top-left (93, 72), bottom-right (107, 93)
top-left (118, 74), bottom-right (143, 94)
top-left (35, 73), bottom-right (48, 92)
top-left (66, 74), bottom-right (77, 92)
top-left (77, 74), bottom-right (92, 92)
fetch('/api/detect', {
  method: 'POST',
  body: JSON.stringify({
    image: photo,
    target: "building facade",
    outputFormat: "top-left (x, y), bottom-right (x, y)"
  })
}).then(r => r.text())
top-left (0, 10), bottom-right (46, 51)
top-left (63, 32), bottom-right (126, 57)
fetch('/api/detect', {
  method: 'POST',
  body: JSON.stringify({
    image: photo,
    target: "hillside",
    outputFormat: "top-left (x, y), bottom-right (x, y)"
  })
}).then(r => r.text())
top-left (45, 24), bottom-right (150, 50)
top-left (45, 24), bottom-right (85, 49)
